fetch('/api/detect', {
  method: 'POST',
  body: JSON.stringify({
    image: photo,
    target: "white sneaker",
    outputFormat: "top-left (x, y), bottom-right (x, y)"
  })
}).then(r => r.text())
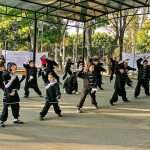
top-left (72, 90), bottom-right (76, 94)
top-left (13, 119), bottom-right (24, 124)
top-left (77, 107), bottom-right (83, 113)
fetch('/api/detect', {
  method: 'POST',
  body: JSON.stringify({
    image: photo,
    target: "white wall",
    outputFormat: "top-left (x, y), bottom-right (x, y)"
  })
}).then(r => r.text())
top-left (122, 52), bottom-right (150, 69)
top-left (2, 50), bottom-right (48, 68)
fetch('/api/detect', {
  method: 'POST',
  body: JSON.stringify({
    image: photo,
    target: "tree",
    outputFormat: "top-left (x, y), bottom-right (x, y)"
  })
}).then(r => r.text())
top-left (136, 20), bottom-right (150, 53)
top-left (108, 9), bottom-right (138, 60)
top-left (92, 32), bottom-right (114, 56)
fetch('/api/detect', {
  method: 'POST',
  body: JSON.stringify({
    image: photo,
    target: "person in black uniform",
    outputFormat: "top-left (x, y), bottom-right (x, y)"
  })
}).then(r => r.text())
top-left (0, 62), bottom-right (5, 90)
top-left (77, 64), bottom-right (99, 113)
top-left (93, 57), bottom-right (106, 90)
top-left (63, 71), bottom-right (78, 94)
top-left (45, 57), bottom-right (59, 84)
top-left (77, 56), bottom-right (84, 69)
top-left (62, 58), bottom-right (74, 80)
top-left (19, 74), bottom-right (26, 84)
top-left (40, 72), bottom-right (62, 120)
top-left (110, 57), bottom-right (118, 81)
top-left (38, 65), bottom-right (47, 84)
top-left (135, 58), bottom-right (150, 98)
top-left (123, 61), bottom-right (136, 87)
top-left (110, 62), bottom-right (130, 106)
top-left (0, 63), bottom-right (23, 127)
top-left (0, 55), bottom-right (6, 66)
top-left (23, 60), bottom-right (42, 98)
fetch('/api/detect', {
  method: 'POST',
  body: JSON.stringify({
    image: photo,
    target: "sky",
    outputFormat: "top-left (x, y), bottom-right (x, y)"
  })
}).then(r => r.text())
top-left (67, 26), bottom-right (114, 35)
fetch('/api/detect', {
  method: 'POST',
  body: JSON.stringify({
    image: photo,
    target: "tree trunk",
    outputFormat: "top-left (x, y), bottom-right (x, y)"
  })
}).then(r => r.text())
top-left (73, 43), bottom-right (75, 62)
top-left (75, 22), bottom-right (79, 62)
top-left (119, 11), bottom-right (124, 61)
top-left (62, 33), bottom-right (65, 67)
top-left (86, 22), bottom-right (92, 59)
top-left (110, 34), bottom-right (118, 57)
top-left (119, 36), bottom-right (124, 60)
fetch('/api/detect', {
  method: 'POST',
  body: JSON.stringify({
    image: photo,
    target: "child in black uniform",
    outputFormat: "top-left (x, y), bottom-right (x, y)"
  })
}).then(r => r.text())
top-left (110, 62), bottom-right (130, 106)
top-left (23, 60), bottom-right (42, 98)
top-left (0, 63), bottom-right (23, 127)
top-left (77, 64), bottom-right (99, 113)
top-left (45, 57), bottom-right (60, 83)
top-left (63, 71), bottom-right (78, 94)
top-left (40, 72), bottom-right (62, 120)
top-left (93, 57), bottom-right (106, 90)
top-left (62, 58), bottom-right (74, 80)
top-left (0, 62), bottom-right (5, 90)
top-left (135, 58), bottom-right (150, 98)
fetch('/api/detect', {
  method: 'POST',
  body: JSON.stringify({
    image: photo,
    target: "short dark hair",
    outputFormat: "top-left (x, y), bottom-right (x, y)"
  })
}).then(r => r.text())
top-left (29, 60), bottom-right (34, 64)
top-left (143, 59), bottom-right (148, 63)
top-left (7, 62), bottom-right (17, 71)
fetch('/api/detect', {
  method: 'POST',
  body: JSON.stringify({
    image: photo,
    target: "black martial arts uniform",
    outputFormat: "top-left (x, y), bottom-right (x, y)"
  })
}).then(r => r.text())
top-left (45, 59), bottom-right (59, 83)
top-left (110, 58), bottom-right (118, 81)
top-left (38, 66), bottom-right (47, 83)
top-left (0, 71), bottom-right (21, 123)
top-left (62, 60), bottom-right (74, 80)
top-left (77, 70), bottom-right (98, 110)
top-left (23, 64), bottom-right (42, 97)
top-left (77, 58), bottom-right (84, 69)
top-left (94, 63), bottom-right (106, 90)
top-left (135, 58), bottom-right (150, 98)
top-left (0, 70), bottom-right (4, 90)
top-left (110, 65), bottom-right (129, 106)
top-left (124, 65), bottom-right (136, 87)
top-left (40, 79), bottom-right (62, 119)
top-left (63, 72), bottom-right (78, 94)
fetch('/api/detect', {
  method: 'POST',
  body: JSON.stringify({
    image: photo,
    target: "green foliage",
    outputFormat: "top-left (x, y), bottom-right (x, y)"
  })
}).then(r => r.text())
top-left (0, 7), bottom-right (65, 51)
top-left (0, 11), bottom-right (32, 50)
top-left (136, 20), bottom-right (150, 53)
top-left (95, 16), bottom-right (109, 27)
top-left (92, 32), bottom-right (114, 55)
top-left (65, 34), bottom-right (83, 56)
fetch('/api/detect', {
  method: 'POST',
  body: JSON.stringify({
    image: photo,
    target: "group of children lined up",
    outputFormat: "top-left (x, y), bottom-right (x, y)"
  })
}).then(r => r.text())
top-left (0, 55), bottom-right (63, 127)
top-left (109, 57), bottom-right (150, 105)
top-left (0, 54), bottom-right (150, 127)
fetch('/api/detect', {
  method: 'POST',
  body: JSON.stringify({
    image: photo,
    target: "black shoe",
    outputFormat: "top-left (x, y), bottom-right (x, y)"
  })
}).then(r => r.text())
top-left (124, 100), bottom-right (130, 103)
top-left (100, 87), bottom-right (104, 90)
top-left (0, 122), bottom-right (6, 127)
top-left (95, 105), bottom-right (99, 109)
top-left (58, 114), bottom-right (62, 117)
top-left (40, 116), bottom-right (44, 121)
top-left (24, 95), bottom-right (28, 98)
top-left (110, 100), bottom-right (114, 106)
top-left (13, 119), bottom-right (24, 124)
top-left (39, 95), bottom-right (43, 98)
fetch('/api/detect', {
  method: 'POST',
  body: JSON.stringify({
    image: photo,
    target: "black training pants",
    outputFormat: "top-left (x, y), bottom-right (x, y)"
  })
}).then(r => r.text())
top-left (1, 103), bottom-right (20, 122)
top-left (24, 82), bottom-right (42, 97)
top-left (40, 101), bottom-right (61, 117)
top-left (110, 89), bottom-right (128, 103)
top-left (77, 88), bottom-right (98, 108)
top-left (135, 80), bottom-right (149, 97)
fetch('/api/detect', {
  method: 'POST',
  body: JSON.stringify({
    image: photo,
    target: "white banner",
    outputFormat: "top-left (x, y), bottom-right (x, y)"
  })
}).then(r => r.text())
top-left (2, 50), bottom-right (48, 68)
top-left (122, 52), bottom-right (150, 69)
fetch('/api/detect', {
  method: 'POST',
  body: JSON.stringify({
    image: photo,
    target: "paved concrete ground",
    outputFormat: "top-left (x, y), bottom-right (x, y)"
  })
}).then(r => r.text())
top-left (0, 76), bottom-right (150, 150)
